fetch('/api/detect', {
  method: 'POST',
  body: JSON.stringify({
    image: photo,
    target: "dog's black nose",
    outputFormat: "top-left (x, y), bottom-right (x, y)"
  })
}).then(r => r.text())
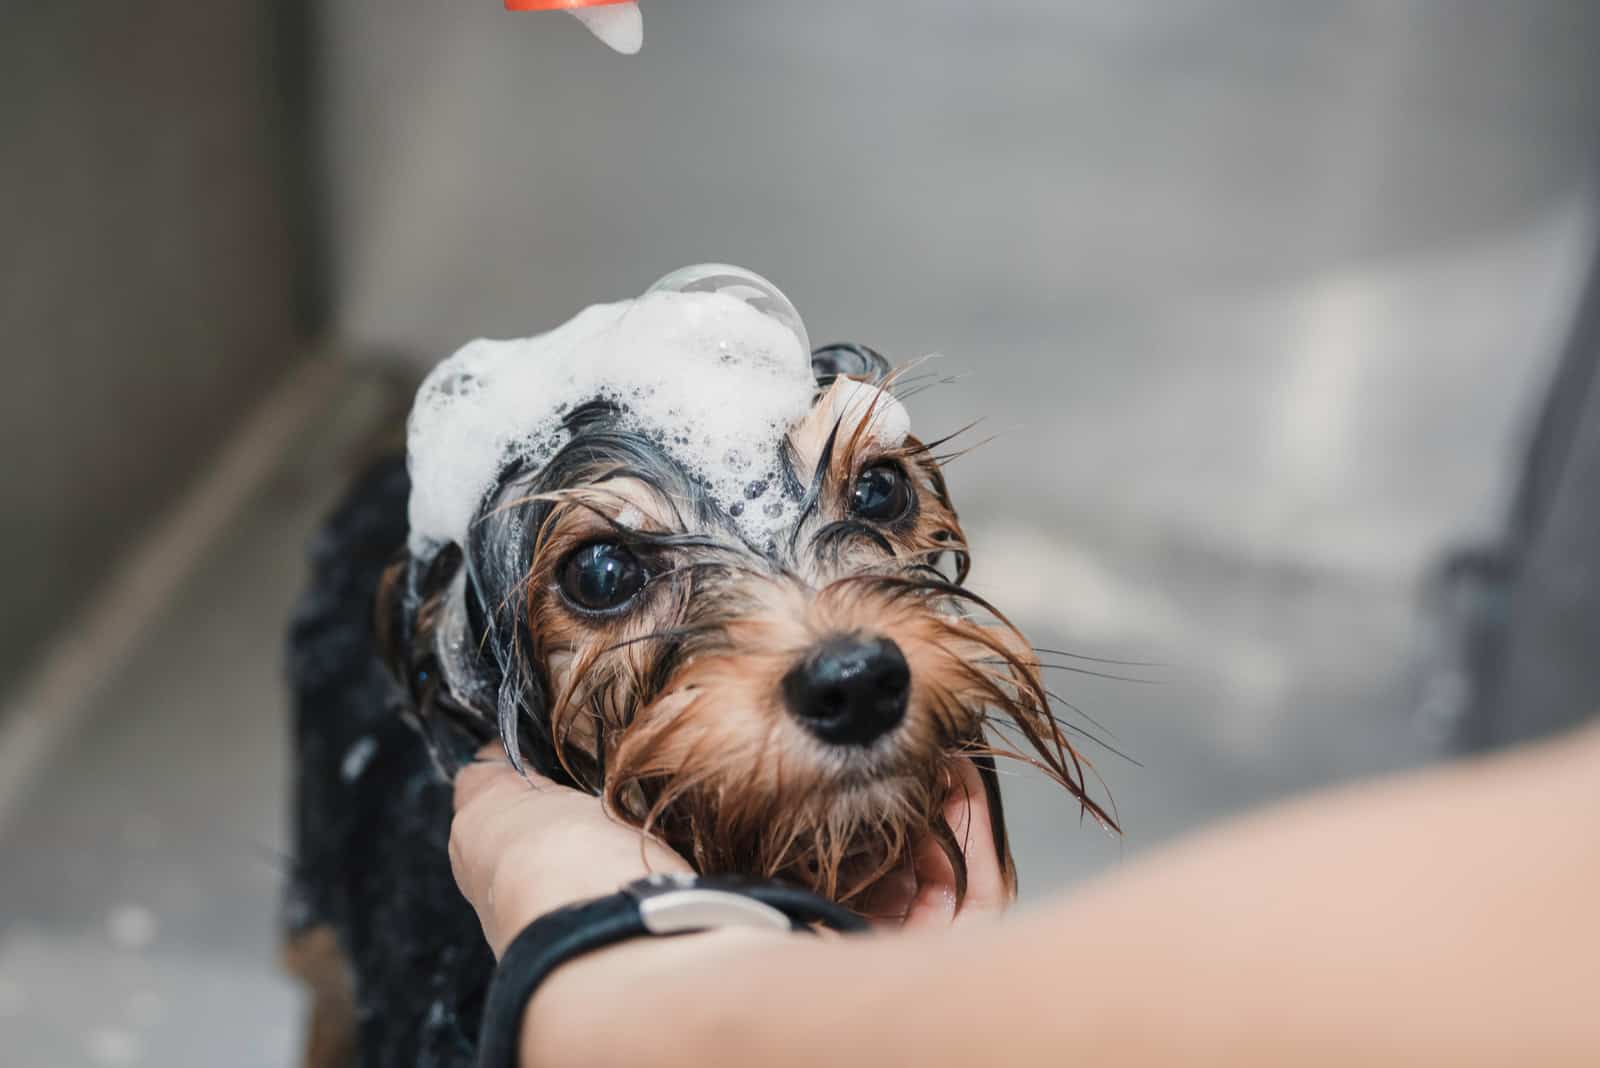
top-left (782, 635), bottom-right (910, 746)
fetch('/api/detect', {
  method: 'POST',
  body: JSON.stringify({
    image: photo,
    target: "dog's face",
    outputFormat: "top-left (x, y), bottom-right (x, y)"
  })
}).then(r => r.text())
top-left (386, 346), bottom-right (1110, 914)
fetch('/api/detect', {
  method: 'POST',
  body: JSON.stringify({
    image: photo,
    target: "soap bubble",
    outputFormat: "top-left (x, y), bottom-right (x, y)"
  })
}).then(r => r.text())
top-left (433, 371), bottom-right (479, 398)
top-left (408, 265), bottom-right (821, 554)
top-left (648, 264), bottom-right (811, 366)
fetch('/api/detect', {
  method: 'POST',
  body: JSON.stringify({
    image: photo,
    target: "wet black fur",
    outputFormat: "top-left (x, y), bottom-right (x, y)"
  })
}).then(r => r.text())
top-left (287, 455), bottom-right (491, 1065)
top-left (288, 413), bottom-right (730, 1065)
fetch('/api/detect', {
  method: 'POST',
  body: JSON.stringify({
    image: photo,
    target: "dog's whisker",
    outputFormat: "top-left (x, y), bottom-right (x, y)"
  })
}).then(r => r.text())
top-left (887, 382), bottom-right (942, 404)
top-left (1035, 686), bottom-right (1130, 752)
top-left (930, 433), bottom-right (1001, 465)
top-left (881, 370), bottom-right (941, 393)
top-left (886, 370), bottom-right (965, 401)
top-left (1028, 644), bottom-right (1164, 668)
top-left (899, 418), bottom-right (985, 458)
top-left (991, 710), bottom-right (1141, 768)
top-left (977, 656), bottom-right (1158, 686)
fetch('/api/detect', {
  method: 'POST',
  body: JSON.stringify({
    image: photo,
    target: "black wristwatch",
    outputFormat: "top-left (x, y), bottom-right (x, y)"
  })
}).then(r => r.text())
top-left (476, 874), bottom-right (867, 1068)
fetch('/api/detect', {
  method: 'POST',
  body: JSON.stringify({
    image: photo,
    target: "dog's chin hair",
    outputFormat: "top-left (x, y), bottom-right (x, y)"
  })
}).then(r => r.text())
top-left (608, 725), bottom-right (962, 910)
top-left (558, 600), bottom-right (1109, 913)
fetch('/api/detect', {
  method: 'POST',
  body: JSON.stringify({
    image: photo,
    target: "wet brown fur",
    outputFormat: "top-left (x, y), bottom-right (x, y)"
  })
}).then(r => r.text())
top-left (282, 925), bottom-right (358, 1068)
top-left (382, 374), bottom-right (1116, 919)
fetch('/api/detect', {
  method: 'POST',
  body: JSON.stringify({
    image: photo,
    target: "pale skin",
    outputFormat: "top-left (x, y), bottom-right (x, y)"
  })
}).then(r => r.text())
top-left (451, 723), bottom-right (1600, 1067)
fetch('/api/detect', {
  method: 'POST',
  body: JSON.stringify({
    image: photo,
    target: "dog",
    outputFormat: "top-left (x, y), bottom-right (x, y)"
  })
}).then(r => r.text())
top-left (284, 307), bottom-right (1114, 1066)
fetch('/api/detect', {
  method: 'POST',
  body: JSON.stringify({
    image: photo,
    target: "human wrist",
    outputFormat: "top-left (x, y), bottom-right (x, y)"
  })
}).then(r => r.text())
top-left (520, 927), bottom-right (784, 1068)
top-left (488, 875), bottom-right (865, 1068)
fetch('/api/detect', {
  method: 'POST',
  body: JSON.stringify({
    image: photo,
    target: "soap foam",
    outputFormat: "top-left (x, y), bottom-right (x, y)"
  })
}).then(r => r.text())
top-left (407, 272), bottom-right (821, 555)
top-left (570, 2), bottom-right (642, 54)
top-left (827, 377), bottom-right (910, 448)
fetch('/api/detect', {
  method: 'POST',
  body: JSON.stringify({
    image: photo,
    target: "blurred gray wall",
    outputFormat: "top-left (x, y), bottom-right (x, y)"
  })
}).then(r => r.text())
top-left (315, 0), bottom-right (1600, 878)
top-left (319, 0), bottom-right (1600, 579)
top-left (0, 3), bottom-right (307, 685)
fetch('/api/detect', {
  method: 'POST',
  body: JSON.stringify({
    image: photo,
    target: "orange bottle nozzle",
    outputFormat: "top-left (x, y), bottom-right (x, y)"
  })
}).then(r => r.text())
top-left (503, 0), bottom-right (642, 54)
top-left (504, 0), bottom-right (631, 9)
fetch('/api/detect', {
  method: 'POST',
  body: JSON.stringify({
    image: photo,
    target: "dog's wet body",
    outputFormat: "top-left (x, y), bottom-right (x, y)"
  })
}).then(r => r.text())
top-left (286, 346), bottom-right (1110, 1066)
top-left (287, 454), bottom-right (492, 1067)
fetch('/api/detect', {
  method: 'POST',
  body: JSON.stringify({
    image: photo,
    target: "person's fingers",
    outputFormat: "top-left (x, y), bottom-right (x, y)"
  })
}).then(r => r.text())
top-left (450, 745), bottom-right (693, 955)
top-left (859, 860), bottom-right (920, 929)
top-left (451, 746), bottom-right (1005, 948)
top-left (946, 756), bottom-right (1010, 917)
top-left (897, 758), bottom-right (1011, 929)
top-left (450, 752), bottom-right (555, 952)
top-left (902, 839), bottom-right (958, 927)
top-left (449, 750), bottom-right (567, 912)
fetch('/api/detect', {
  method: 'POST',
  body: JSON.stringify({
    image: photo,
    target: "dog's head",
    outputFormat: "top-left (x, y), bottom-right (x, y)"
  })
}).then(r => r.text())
top-left (381, 269), bottom-right (1112, 913)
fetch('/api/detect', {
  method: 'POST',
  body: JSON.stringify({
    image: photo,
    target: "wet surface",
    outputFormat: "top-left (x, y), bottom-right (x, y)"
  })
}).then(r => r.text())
top-left (0, 373), bottom-right (403, 1064)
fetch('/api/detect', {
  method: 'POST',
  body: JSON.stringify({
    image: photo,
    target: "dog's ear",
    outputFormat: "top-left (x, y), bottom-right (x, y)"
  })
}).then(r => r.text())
top-left (374, 547), bottom-right (508, 773)
top-left (373, 556), bottom-right (410, 683)
top-left (372, 547), bottom-right (458, 693)
top-left (811, 342), bottom-right (891, 386)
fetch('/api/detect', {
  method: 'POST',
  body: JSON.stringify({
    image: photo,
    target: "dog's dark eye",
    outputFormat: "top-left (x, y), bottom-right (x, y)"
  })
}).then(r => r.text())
top-left (559, 543), bottom-right (647, 613)
top-left (851, 464), bottom-right (912, 522)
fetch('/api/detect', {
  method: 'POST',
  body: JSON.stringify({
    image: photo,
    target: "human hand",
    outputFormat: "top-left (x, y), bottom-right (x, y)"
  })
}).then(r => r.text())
top-left (450, 749), bottom-right (1007, 956)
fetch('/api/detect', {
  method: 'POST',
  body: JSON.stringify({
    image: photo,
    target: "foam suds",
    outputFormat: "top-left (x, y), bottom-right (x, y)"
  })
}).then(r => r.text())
top-left (570, 2), bottom-right (642, 54)
top-left (827, 377), bottom-right (910, 447)
top-left (407, 265), bottom-right (823, 554)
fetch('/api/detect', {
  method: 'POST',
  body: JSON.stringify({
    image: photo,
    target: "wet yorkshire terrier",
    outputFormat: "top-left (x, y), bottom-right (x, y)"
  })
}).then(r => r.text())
top-left (285, 278), bottom-right (1114, 1067)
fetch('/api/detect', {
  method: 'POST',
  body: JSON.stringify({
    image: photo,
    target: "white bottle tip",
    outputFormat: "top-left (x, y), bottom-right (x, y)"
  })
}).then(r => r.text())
top-left (571, 2), bottom-right (642, 54)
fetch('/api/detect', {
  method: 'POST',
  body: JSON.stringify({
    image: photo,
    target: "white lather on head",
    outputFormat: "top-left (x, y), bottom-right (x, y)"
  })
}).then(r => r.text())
top-left (404, 264), bottom-right (910, 555)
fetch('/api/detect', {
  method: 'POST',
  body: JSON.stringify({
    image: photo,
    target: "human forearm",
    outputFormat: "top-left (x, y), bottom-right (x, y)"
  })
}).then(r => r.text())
top-left (1007, 721), bottom-right (1600, 1065)
top-left (520, 919), bottom-right (1022, 1068)
top-left (521, 724), bottom-right (1600, 1067)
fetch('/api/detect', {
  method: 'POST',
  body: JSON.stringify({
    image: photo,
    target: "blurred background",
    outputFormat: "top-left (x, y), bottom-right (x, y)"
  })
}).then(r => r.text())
top-left (4, 1), bottom-right (1600, 1063)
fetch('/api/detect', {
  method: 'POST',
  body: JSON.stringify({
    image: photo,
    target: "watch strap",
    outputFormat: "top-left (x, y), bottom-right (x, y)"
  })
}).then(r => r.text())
top-left (476, 893), bottom-right (648, 1068)
top-left (475, 876), bottom-right (867, 1068)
